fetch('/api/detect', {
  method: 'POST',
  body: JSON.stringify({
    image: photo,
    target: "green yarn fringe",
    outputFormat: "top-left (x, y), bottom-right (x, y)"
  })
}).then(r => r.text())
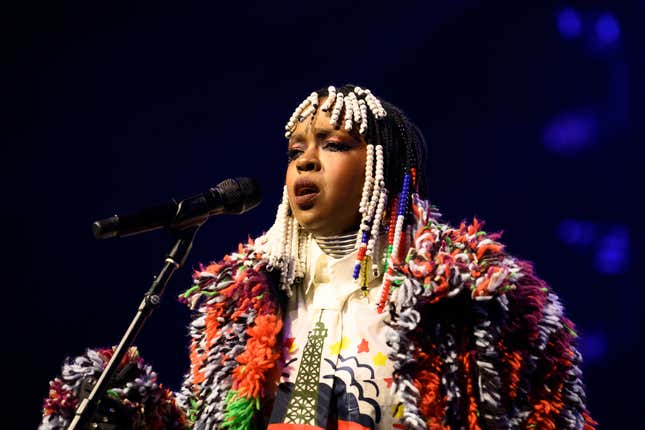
top-left (222, 390), bottom-right (260, 430)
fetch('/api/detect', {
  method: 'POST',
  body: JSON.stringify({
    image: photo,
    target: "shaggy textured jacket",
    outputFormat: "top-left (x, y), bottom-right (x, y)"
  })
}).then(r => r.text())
top-left (40, 197), bottom-right (596, 430)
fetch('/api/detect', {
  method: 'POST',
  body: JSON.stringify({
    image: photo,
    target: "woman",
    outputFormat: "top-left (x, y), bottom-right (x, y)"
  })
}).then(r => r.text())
top-left (40, 85), bottom-right (596, 430)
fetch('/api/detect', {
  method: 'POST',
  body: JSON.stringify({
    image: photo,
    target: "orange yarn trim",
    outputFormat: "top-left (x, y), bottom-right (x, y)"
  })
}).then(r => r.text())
top-left (583, 411), bottom-right (598, 430)
top-left (460, 351), bottom-right (482, 430)
top-left (189, 341), bottom-right (206, 387)
top-left (203, 262), bottom-right (223, 275)
top-left (415, 348), bottom-right (450, 430)
top-left (526, 337), bottom-right (582, 429)
top-left (498, 342), bottom-right (522, 401)
top-left (525, 399), bottom-right (564, 430)
top-left (230, 282), bottom-right (263, 320)
top-left (232, 314), bottom-right (283, 398)
top-left (476, 243), bottom-right (504, 260)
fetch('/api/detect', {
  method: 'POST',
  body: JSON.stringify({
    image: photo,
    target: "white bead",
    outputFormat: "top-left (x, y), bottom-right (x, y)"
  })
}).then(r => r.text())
top-left (343, 96), bottom-right (354, 130)
top-left (321, 86), bottom-right (337, 112)
top-left (332, 93), bottom-right (344, 118)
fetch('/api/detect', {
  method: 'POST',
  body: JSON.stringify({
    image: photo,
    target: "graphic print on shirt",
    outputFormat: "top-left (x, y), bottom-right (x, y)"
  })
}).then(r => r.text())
top-left (270, 356), bottom-right (387, 429)
top-left (283, 311), bottom-right (328, 425)
top-left (322, 354), bottom-right (382, 428)
top-left (269, 309), bottom-right (398, 430)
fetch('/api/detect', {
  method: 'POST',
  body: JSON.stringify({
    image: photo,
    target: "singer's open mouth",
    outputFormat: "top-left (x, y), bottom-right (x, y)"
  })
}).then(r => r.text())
top-left (294, 179), bottom-right (320, 208)
top-left (295, 186), bottom-right (318, 196)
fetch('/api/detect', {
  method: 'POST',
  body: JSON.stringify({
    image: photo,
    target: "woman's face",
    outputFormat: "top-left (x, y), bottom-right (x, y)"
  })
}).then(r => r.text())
top-left (285, 106), bottom-right (367, 236)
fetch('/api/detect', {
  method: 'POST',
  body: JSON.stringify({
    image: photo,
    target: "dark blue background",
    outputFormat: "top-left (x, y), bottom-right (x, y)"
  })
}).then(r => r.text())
top-left (3, 0), bottom-right (642, 428)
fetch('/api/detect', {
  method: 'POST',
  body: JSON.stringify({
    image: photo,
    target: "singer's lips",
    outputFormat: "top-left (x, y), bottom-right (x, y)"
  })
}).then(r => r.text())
top-left (294, 178), bottom-right (320, 207)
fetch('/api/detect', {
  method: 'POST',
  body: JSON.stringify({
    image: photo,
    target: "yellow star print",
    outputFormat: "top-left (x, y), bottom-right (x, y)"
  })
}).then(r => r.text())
top-left (392, 403), bottom-right (405, 419)
top-left (373, 351), bottom-right (387, 366)
top-left (329, 336), bottom-right (351, 355)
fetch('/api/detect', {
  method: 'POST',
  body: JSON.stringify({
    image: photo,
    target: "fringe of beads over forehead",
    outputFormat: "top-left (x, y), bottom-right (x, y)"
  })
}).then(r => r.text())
top-left (284, 85), bottom-right (386, 138)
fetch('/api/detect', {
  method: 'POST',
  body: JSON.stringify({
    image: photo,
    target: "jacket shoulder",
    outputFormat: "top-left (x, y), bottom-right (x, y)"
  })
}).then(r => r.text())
top-left (400, 196), bottom-right (541, 305)
top-left (178, 235), bottom-right (275, 310)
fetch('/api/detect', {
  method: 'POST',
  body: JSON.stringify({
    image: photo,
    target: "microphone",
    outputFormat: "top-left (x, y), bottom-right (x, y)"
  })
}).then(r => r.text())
top-left (92, 177), bottom-right (262, 239)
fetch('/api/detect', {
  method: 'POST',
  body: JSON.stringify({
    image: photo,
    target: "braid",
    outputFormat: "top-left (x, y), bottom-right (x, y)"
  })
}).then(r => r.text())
top-left (410, 115), bottom-right (428, 195)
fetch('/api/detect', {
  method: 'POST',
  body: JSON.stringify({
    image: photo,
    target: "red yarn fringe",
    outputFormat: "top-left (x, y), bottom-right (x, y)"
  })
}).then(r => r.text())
top-left (460, 351), bottom-right (482, 430)
top-left (414, 348), bottom-right (450, 430)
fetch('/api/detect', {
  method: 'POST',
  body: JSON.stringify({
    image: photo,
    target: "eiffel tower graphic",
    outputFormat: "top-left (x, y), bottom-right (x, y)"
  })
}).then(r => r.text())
top-left (283, 310), bottom-right (328, 425)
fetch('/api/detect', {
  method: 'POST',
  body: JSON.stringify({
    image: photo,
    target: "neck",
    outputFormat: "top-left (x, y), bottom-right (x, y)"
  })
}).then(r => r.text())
top-left (312, 230), bottom-right (358, 259)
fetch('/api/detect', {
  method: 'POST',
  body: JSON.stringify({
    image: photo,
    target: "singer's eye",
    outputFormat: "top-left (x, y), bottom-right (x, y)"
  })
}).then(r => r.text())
top-left (323, 141), bottom-right (351, 152)
top-left (287, 148), bottom-right (303, 162)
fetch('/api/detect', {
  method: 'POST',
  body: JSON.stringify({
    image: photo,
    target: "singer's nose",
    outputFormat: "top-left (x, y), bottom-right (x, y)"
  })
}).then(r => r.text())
top-left (295, 148), bottom-right (320, 172)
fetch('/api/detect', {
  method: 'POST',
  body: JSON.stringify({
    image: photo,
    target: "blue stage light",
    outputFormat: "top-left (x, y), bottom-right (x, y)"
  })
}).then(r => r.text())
top-left (542, 111), bottom-right (598, 155)
top-left (557, 7), bottom-right (582, 39)
top-left (594, 225), bottom-right (629, 275)
top-left (578, 331), bottom-right (607, 363)
top-left (557, 219), bottom-right (597, 246)
top-left (595, 12), bottom-right (620, 46)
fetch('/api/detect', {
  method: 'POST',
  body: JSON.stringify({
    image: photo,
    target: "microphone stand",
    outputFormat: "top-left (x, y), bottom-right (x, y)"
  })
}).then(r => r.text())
top-left (67, 225), bottom-right (200, 430)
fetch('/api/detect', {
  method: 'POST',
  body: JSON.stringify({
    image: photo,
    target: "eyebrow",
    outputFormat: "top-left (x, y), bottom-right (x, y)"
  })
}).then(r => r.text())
top-left (288, 128), bottom-right (358, 145)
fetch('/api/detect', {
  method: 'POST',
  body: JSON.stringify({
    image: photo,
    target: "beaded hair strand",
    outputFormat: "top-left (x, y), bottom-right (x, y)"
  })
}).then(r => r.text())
top-left (264, 186), bottom-right (304, 296)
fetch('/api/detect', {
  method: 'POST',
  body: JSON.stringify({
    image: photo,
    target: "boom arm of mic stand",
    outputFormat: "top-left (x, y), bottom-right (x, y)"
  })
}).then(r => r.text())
top-left (67, 226), bottom-right (200, 430)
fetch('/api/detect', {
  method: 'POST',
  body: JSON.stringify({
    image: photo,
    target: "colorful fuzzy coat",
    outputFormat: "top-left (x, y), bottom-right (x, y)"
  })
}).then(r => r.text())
top-left (40, 197), bottom-right (596, 430)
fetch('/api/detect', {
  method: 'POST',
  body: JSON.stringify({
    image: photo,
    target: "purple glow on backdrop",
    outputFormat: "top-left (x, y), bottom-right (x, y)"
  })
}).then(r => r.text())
top-left (542, 111), bottom-right (598, 154)
top-left (557, 219), bottom-right (597, 246)
top-left (578, 331), bottom-right (607, 363)
top-left (594, 225), bottom-right (629, 275)
top-left (557, 7), bottom-right (582, 39)
top-left (595, 12), bottom-right (620, 45)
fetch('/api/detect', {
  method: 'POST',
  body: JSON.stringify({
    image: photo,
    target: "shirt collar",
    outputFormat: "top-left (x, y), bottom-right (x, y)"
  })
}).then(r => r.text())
top-left (304, 235), bottom-right (381, 296)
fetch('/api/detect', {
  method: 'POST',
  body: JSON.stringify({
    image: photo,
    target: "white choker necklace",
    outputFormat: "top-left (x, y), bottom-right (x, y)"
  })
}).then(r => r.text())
top-left (312, 231), bottom-right (358, 259)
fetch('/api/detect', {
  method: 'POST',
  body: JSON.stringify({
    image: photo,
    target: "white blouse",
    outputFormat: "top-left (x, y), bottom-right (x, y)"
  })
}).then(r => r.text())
top-left (268, 238), bottom-right (404, 430)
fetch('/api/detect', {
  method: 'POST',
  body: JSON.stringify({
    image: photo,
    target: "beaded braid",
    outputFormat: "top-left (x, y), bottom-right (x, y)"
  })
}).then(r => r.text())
top-left (264, 186), bottom-right (305, 296)
top-left (284, 92), bottom-right (319, 139)
top-left (375, 105), bottom-right (423, 312)
top-left (347, 89), bottom-right (390, 295)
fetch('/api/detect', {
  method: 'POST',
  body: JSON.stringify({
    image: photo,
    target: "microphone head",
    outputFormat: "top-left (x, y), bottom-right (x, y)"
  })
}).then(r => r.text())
top-left (213, 177), bottom-right (262, 214)
top-left (92, 216), bottom-right (120, 239)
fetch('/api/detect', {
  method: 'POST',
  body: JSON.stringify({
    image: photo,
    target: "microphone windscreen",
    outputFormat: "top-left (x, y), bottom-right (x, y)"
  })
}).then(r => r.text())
top-left (213, 177), bottom-right (262, 214)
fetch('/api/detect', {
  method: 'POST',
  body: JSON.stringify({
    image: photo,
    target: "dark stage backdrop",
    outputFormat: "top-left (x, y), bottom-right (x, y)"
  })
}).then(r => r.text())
top-left (3, 1), bottom-right (642, 428)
